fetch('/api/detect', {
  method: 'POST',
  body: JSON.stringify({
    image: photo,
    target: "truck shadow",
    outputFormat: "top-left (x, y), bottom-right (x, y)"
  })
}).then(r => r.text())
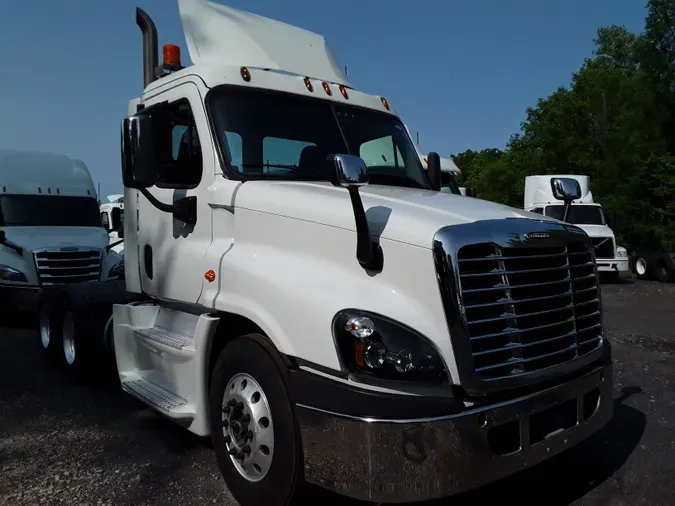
top-left (304, 386), bottom-right (645, 505)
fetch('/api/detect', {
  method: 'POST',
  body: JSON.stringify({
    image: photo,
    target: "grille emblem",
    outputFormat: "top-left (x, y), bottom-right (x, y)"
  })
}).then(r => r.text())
top-left (524, 232), bottom-right (551, 240)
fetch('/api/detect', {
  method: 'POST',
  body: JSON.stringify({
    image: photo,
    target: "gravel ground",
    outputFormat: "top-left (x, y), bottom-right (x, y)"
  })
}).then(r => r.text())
top-left (0, 279), bottom-right (673, 505)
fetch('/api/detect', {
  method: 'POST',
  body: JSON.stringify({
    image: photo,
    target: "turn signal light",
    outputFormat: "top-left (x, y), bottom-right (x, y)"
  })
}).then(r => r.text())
top-left (204, 270), bottom-right (216, 283)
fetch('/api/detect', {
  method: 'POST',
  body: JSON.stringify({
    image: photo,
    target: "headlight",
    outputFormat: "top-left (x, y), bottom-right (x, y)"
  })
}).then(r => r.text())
top-left (617, 247), bottom-right (628, 258)
top-left (0, 265), bottom-right (27, 283)
top-left (333, 310), bottom-right (447, 384)
top-left (107, 260), bottom-right (124, 279)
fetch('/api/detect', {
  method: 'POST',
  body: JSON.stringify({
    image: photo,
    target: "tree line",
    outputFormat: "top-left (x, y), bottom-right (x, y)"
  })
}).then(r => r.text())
top-left (451, 0), bottom-right (675, 252)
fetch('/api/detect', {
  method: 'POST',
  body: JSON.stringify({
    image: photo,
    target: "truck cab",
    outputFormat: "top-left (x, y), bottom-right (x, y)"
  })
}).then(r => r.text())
top-left (525, 174), bottom-right (629, 279)
top-left (43, 1), bottom-right (613, 504)
top-left (0, 149), bottom-right (120, 315)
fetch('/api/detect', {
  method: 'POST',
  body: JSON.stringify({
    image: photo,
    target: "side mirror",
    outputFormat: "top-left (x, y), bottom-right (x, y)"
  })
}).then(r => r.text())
top-left (427, 152), bottom-right (441, 191)
top-left (332, 154), bottom-right (369, 188)
top-left (121, 115), bottom-right (158, 189)
top-left (111, 208), bottom-right (122, 231)
top-left (551, 177), bottom-right (581, 202)
top-left (551, 177), bottom-right (581, 222)
top-left (329, 154), bottom-right (382, 272)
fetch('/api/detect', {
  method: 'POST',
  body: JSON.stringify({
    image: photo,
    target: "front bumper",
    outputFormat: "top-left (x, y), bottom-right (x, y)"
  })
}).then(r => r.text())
top-left (294, 356), bottom-right (613, 503)
top-left (596, 257), bottom-right (630, 275)
top-left (0, 283), bottom-right (41, 315)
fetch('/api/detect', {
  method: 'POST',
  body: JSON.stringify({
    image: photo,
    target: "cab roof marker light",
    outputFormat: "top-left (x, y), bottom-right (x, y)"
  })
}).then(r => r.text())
top-left (322, 82), bottom-right (332, 96)
top-left (304, 77), bottom-right (314, 92)
top-left (339, 85), bottom-right (349, 100)
top-left (241, 66), bottom-right (251, 82)
top-left (381, 97), bottom-right (390, 110)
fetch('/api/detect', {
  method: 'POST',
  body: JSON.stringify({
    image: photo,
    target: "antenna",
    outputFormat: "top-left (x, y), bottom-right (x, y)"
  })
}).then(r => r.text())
top-left (416, 132), bottom-right (420, 145)
top-left (344, 65), bottom-right (348, 76)
top-left (97, 183), bottom-right (101, 204)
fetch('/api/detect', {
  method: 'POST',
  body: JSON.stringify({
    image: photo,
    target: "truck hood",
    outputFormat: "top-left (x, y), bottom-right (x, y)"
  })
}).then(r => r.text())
top-left (574, 224), bottom-right (615, 239)
top-left (235, 181), bottom-right (550, 248)
top-left (1, 226), bottom-right (109, 253)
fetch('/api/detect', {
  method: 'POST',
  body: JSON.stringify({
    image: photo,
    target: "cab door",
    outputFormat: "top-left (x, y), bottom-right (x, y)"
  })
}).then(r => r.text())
top-left (136, 80), bottom-right (215, 304)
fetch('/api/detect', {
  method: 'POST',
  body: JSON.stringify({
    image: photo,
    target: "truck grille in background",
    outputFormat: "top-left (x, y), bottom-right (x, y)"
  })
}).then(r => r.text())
top-left (458, 242), bottom-right (602, 381)
top-left (590, 237), bottom-right (614, 259)
top-left (34, 249), bottom-right (102, 285)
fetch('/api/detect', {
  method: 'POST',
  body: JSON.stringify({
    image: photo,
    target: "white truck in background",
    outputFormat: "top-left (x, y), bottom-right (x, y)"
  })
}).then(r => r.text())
top-left (36, 1), bottom-right (613, 504)
top-left (0, 149), bottom-right (120, 322)
top-left (100, 194), bottom-right (124, 254)
top-left (524, 175), bottom-right (629, 281)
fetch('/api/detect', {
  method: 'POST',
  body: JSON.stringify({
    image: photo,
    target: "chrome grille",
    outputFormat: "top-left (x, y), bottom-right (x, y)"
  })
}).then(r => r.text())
top-left (457, 241), bottom-right (602, 381)
top-left (34, 249), bottom-right (102, 285)
top-left (590, 237), bottom-right (614, 259)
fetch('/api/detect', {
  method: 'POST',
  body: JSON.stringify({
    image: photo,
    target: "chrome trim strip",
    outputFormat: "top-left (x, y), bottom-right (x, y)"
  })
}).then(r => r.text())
top-left (432, 218), bottom-right (605, 396)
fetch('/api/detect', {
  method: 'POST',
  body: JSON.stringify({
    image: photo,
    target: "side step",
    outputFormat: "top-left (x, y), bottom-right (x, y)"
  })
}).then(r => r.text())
top-left (121, 373), bottom-right (195, 422)
top-left (133, 326), bottom-right (193, 351)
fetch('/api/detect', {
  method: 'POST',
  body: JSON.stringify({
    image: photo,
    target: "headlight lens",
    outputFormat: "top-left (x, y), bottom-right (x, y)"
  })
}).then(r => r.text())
top-left (333, 310), bottom-right (446, 383)
top-left (617, 248), bottom-right (628, 258)
top-left (0, 265), bottom-right (27, 282)
top-left (107, 260), bottom-right (124, 279)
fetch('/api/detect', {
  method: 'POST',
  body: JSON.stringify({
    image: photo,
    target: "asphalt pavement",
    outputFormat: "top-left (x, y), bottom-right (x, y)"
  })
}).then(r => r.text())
top-left (0, 279), bottom-right (673, 505)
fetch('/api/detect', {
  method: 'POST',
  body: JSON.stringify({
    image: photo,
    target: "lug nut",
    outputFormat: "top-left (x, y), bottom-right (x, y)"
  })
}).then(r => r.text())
top-left (242, 444), bottom-right (251, 455)
top-left (222, 406), bottom-right (231, 414)
top-left (227, 399), bottom-right (237, 406)
top-left (235, 401), bottom-right (244, 410)
top-left (241, 414), bottom-right (251, 423)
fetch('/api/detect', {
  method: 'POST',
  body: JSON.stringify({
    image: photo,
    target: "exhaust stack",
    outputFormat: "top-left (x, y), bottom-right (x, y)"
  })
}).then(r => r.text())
top-left (136, 7), bottom-right (159, 88)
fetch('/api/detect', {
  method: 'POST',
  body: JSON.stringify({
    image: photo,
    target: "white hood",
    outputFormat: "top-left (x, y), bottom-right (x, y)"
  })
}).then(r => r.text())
top-left (2, 226), bottom-right (109, 252)
top-left (575, 223), bottom-right (615, 239)
top-left (235, 181), bottom-right (549, 248)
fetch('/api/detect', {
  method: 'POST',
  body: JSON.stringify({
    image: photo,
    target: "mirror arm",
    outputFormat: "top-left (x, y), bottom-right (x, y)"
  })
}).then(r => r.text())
top-left (138, 188), bottom-right (197, 225)
top-left (0, 239), bottom-right (23, 256)
top-left (562, 202), bottom-right (572, 222)
top-left (347, 188), bottom-right (383, 272)
top-left (106, 239), bottom-right (124, 253)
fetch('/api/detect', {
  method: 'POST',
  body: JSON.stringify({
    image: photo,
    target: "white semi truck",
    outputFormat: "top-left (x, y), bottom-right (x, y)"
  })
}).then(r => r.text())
top-left (38, 1), bottom-right (613, 504)
top-left (99, 194), bottom-right (124, 254)
top-left (524, 175), bottom-right (629, 281)
top-left (0, 149), bottom-right (120, 321)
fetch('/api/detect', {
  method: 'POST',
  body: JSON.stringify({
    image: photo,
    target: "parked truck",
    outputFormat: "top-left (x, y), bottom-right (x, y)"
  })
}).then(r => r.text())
top-left (99, 194), bottom-right (124, 254)
top-left (0, 149), bottom-right (121, 324)
top-left (38, 1), bottom-right (613, 504)
top-left (524, 174), bottom-right (629, 281)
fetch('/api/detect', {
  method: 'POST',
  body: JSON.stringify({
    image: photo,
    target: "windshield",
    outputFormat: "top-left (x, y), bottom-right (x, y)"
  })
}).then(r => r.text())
top-left (0, 195), bottom-right (102, 227)
top-left (210, 87), bottom-right (430, 189)
top-left (545, 204), bottom-right (606, 225)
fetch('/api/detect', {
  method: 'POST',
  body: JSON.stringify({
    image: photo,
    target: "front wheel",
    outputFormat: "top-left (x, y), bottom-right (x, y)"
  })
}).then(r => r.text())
top-left (36, 302), bottom-right (62, 364)
top-left (209, 335), bottom-right (304, 506)
top-left (635, 256), bottom-right (649, 280)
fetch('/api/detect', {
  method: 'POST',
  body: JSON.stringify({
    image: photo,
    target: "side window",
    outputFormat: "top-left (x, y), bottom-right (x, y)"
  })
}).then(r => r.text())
top-left (156, 99), bottom-right (203, 187)
top-left (262, 137), bottom-right (316, 174)
top-left (531, 207), bottom-right (544, 214)
top-left (101, 211), bottom-right (109, 229)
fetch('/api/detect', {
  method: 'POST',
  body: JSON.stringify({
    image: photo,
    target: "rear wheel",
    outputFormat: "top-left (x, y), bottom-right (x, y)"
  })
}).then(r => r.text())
top-left (209, 335), bottom-right (304, 506)
top-left (36, 302), bottom-right (62, 364)
top-left (655, 260), bottom-right (671, 283)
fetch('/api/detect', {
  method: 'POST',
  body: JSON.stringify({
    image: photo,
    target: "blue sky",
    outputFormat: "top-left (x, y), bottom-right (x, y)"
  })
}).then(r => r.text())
top-left (0, 0), bottom-right (647, 199)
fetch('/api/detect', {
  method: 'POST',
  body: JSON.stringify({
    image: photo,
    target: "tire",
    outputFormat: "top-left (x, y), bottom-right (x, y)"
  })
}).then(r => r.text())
top-left (635, 256), bottom-right (650, 280)
top-left (655, 260), bottom-right (671, 283)
top-left (209, 335), bottom-right (304, 506)
top-left (60, 309), bottom-right (90, 383)
top-left (36, 301), bottom-right (63, 364)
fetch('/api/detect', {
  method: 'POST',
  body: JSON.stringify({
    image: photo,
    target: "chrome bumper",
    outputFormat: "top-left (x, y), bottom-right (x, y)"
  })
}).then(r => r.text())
top-left (297, 363), bottom-right (613, 503)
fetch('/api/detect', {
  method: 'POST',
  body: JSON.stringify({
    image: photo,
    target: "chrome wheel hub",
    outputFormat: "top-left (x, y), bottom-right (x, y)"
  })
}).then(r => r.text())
top-left (62, 311), bottom-right (76, 365)
top-left (636, 257), bottom-right (647, 276)
top-left (221, 373), bottom-right (274, 482)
